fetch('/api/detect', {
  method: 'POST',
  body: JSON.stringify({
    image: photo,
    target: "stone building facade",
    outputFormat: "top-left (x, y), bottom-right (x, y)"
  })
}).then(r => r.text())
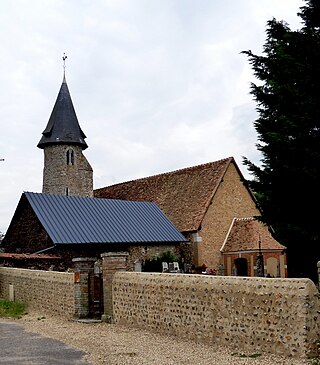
top-left (192, 161), bottom-right (260, 269)
top-left (2, 70), bottom-right (287, 278)
top-left (95, 157), bottom-right (286, 276)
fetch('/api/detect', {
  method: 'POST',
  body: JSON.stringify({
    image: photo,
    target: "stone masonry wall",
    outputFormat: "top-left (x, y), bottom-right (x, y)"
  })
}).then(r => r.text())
top-left (43, 144), bottom-right (93, 197)
top-left (198, 162), bottom-right (261, 270)
top-left (113, 272), bottom-right (320, 357)
top-left (2, 199), bottom-right (51, 254)
top-left (0, 267), bottom-right (74, 318)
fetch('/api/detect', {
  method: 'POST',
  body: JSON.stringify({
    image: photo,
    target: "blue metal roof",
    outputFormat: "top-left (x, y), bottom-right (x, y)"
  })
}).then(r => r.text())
top-left (24, 192), bottom-right (187, 245)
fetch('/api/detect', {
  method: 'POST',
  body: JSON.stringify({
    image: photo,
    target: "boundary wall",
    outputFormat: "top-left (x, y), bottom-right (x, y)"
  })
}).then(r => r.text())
top-left (112, 272), bottom-right (320, 357)
top-left (1, 266), bottom-right (319, 357)
top-left (0, 267), bottom-right (74, 317)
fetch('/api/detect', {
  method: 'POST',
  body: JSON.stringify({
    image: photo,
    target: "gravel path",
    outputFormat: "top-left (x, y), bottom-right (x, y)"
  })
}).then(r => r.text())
top-left (2, 312), bottom-right (312, 365)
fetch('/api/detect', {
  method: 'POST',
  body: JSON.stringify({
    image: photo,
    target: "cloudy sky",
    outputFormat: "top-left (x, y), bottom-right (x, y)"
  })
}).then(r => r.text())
top-left (0, 0), bottom-right (304, 233)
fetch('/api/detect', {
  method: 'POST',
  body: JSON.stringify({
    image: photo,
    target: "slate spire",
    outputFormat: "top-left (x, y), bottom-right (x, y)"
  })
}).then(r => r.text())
top-left (37, 72), bottom-right (88, 150)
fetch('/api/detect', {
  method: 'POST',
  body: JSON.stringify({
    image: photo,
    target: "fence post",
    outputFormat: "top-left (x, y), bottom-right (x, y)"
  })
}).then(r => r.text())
top-left (72, 257), bottom-right (96, 318)
top-left (101, 252), bottom-right (128, 323)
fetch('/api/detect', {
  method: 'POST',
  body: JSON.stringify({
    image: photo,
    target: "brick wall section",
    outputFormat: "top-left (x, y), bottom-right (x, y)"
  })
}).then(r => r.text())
top-left (199, 163), bottom-right (261, 269)
top-left (112, 272), bottom-right (320, 357)
top-left (72, 257), bottom-right (96, 318)
top-left (0, 267), bottom-right (74, 318)
top-left (223, 252), bottom-right (287, 277)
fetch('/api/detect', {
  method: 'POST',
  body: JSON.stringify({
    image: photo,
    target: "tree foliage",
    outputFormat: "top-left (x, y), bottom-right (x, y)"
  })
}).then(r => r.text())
top-left (243, 0), bottom-right (320, 280)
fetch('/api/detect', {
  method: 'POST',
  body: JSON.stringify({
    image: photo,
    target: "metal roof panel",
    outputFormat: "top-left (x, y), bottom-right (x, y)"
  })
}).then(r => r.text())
top-left (24, 192), bottom-right (187, 245)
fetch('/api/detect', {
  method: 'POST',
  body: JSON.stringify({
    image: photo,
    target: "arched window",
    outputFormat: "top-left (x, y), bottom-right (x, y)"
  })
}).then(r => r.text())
top-left (66, 149), bottom-right (74, 165)
top-left (266, 257), bottom-right (279, 278)
top-left (66, 187), bottom-right (69, 196)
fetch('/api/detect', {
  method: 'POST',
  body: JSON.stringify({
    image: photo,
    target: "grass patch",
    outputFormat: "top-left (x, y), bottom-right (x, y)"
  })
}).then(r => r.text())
top-left (0, 299), bottom-right (26, 319)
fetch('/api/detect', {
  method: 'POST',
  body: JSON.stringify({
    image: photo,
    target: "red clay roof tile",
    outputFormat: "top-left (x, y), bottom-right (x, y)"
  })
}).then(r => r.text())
top-left (221, 217), bottom-right (286, 253)
top-left (94, 157), bottom-right (233, 232)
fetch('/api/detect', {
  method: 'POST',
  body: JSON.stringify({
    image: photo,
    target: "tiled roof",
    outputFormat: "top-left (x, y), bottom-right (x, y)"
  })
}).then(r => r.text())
top-left (94, 157), bottom-right (234, 232)
top-left (221, 217), bottom-right (286, 253)
top-left (19, 192), bottom-right (186, 245)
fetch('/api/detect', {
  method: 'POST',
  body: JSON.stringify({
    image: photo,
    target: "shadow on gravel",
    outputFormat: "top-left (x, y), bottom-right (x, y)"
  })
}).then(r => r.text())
top-left (0, 321), bottom-right (89, 364)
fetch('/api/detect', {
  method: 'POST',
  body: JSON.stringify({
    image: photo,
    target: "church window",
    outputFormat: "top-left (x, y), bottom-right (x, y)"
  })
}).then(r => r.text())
top-left (66, 187), bottom-right (69, 196)
top-left (66, 149), bottom-right (74, 165)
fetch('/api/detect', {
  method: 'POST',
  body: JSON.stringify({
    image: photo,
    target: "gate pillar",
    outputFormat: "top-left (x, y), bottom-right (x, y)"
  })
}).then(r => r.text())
top-left (101, 252), bottom-right (128, 323)
top-left (72, 257), bottom-right (96, 318)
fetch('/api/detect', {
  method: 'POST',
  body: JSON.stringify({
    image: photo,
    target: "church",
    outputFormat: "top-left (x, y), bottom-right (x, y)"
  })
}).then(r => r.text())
top-left (1, 68), bottom-right (287, 277)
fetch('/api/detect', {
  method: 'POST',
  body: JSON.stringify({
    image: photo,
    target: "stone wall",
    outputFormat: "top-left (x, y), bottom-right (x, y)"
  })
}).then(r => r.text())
top-left (198, 162), bottom-right (261, 270)
top-left (1, 265), bottom-right (319, 358)
top-left (0, 267), bottom-right (74, 317)
top-left (112, 272), bottom-right (320, 357)
top-left (2, 196), bottom-right (52, 254)
top-left (43, 144), bottom-right (93, 197)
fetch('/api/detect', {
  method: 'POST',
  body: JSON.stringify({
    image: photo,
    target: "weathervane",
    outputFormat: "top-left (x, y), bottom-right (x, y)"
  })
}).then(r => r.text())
top-left (63, 53), bottom-right (67, 70)
top-left (62, 53), bottom-right (68, 81)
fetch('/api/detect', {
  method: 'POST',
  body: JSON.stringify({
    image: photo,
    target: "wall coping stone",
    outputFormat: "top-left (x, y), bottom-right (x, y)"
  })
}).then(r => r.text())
top-left (101, 252), bottom-right (129, 259)
top-left (72, 257), bottom-right (97, 262)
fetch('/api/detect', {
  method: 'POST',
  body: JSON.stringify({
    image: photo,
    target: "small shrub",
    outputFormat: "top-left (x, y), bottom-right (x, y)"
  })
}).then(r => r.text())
top-left (0, 299), bottom-right (26, 319)
top-left (160, 250), bottom-right (178, 263)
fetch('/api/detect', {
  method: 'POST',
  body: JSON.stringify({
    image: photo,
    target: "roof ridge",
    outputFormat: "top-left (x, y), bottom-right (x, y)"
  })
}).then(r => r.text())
top-left (96, 157), bottom-right (234, 190)
top-left (24, 191), bottom-right (156, 205)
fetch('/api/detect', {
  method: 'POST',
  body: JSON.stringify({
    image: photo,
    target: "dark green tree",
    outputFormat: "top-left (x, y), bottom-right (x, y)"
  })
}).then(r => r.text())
top-left (242, 0), bottom-right (320, 281)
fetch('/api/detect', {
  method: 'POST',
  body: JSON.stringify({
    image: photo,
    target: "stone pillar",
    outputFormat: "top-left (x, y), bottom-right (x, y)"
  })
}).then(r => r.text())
top-left (101, 252), bottom-right (128, 323)
top-left (72, 257), bottom-right (96, 318)
top-left (317, 261), bottom-right (320, 288)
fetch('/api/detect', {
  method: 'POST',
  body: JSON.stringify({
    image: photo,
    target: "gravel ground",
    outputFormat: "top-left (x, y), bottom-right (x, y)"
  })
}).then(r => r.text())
top-left (3, 312), bottom-right (313, 365)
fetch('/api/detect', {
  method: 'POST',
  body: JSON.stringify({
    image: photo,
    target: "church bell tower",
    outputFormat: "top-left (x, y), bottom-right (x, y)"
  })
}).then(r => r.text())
top-left (37, 57), bottom-right (93, 197)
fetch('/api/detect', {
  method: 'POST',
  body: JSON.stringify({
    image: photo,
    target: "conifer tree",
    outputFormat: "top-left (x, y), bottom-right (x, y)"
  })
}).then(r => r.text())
top-left (243, 0), bottom-right (320, 281)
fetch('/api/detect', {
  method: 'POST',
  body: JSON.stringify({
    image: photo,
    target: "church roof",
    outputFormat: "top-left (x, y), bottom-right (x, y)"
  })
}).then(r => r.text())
top-left (37, 75), bottom-right (88, 150)
top-left (220, 217), bottom-right (286, 253)
top-left (94, 157), bottom-right (247, 232)
top-left (4, 192), bottom-right (186, 245)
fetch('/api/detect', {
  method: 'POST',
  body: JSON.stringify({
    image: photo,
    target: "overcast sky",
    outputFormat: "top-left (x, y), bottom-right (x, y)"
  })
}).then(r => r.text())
top-left (0, 0), bottom-right (304, 233)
